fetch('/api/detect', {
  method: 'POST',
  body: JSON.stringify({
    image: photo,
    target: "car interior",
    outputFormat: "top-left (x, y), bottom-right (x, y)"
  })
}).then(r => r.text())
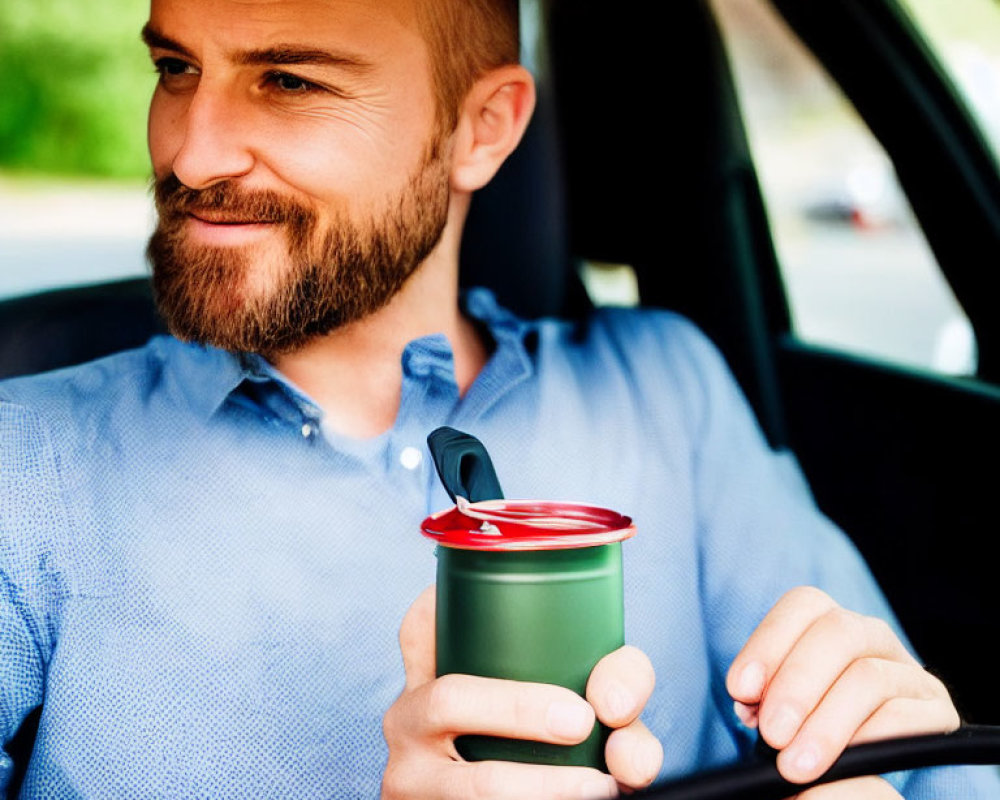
top-left (2, 0), bottom-right (1000, 795)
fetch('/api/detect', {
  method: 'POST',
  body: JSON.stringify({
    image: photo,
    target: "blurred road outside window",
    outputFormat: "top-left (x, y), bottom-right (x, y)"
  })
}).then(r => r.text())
top-left (711, 0), bottom-right (1000, 377)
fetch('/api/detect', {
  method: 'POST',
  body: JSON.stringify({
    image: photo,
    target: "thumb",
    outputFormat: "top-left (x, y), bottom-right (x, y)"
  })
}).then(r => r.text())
top-left (399, 584), bottom-right (437, 689)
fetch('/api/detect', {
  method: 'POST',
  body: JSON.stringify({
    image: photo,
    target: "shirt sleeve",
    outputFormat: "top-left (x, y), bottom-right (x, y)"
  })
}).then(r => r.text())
top-left (1, 401), bottom-right (63, 791)
top-left (664, 319), bottom-right (1000, 797)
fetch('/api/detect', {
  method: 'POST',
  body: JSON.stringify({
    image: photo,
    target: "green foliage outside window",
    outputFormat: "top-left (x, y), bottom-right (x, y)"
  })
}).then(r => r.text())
top-left (0, 0), bottom-right (154, 178)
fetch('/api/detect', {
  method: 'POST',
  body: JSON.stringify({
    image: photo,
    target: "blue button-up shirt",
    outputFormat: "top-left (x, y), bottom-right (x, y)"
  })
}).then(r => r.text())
top-left (1, 289), bottom-right (996, 797)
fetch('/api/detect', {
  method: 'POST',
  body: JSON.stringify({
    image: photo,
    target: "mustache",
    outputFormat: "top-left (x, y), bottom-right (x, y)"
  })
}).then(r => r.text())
top-left (153, 173), bottom-right (313, 226)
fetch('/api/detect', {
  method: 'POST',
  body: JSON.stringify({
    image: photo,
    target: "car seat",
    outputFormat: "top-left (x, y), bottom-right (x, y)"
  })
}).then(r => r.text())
top-left (0, 1), bottom-right (787, 794)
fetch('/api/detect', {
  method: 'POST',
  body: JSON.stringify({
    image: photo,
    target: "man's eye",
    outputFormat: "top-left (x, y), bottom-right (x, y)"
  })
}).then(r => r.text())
top-left (154, 58), bottom-right (193, 77)
top-left (265, 72), bottom-right (320, 94)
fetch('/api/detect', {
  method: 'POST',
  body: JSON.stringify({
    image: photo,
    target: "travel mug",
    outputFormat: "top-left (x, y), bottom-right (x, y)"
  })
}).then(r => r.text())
top-left (421, 499), bottom-right (635, 769)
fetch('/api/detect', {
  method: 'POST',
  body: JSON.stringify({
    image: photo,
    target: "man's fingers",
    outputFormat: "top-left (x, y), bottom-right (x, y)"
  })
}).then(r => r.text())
top-left (393, 592), bottom-right (659, 798)
top-left (588, 648), bottom-right (661, 789)
top-left (774, 658), bottom-right (956, 783)
top-left (396, 673), bottom-right (596, 745)
top-left (725, 586), bottom-right (956, 788)
top-left (587, 645), bottom-right (656, 728)
top-left (851, 693), bottom-right (960, 746)
top-left (726, 586), bottom-right (838, 705)
top-left (604, 718), bottom-right (663, 790)
top-left (758, 610), bottom-right (917, 750)
top-left (453, 762), bottom-right (618, 800)
top-left (793, 776), bottom-right (903, 799)
top-left (383, 759), bottom-right (619, 800)
top-left (399, 585), bottom-right (437, 689)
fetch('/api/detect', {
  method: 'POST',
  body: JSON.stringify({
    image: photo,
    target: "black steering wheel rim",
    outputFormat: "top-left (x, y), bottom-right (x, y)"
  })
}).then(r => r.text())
top-left (633, 725), bottom-right (1000, 800)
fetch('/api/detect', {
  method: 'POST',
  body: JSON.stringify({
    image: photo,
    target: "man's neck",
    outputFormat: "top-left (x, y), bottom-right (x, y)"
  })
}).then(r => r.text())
top-left (269, 245), bottom-right (488, 440)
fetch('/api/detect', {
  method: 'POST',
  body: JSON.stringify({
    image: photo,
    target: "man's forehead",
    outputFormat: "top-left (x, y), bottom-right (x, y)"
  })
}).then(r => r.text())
top-left (146, 0), bottom-right (425, 53)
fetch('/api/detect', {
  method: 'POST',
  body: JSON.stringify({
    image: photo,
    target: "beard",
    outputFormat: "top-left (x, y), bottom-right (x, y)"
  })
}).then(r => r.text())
top-left (147, 145), bottom-right (451, 356)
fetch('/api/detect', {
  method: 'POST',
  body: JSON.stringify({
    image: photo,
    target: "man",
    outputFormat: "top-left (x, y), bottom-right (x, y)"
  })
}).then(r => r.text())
top-left (0, 0), bottom-right (995, 797)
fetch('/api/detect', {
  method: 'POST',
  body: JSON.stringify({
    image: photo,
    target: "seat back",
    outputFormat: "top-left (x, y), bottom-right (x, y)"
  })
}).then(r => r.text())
top-left (547, 0), bottom-right (790, 445)
top-left (0, 278), bottom-right (166, 381)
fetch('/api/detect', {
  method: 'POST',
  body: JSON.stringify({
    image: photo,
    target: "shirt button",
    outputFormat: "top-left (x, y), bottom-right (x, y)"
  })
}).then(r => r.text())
top-left (399, 446), bottom-right (423, 470)
top-left (301, 423), bottom-right (315, 438)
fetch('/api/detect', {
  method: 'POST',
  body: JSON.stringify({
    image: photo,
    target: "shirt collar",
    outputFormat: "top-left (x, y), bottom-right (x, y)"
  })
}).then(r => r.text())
top-left (164, 287), bottom-right (535, 424)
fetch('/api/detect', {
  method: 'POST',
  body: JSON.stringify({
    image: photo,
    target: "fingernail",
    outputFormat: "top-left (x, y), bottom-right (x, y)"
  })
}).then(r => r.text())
top-left (606, 682), bottom-right (634, 722)
top-left (787, 741), bottom-right (820, 777)
top-left (579, 775), bottom-right (617, 799)
top-left (548, 700), bottom-right (593, 740)
top-left (736, 661), bottom-right (765, 699)
top-left (733, 700), bottom-right (759, 728)
top-left (765, 704), bottom-right (801, 746)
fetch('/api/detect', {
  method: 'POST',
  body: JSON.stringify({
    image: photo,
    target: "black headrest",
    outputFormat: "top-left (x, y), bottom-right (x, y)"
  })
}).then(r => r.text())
top-left (0, 279), bottom-right (166, 380)
top-left (459, 81), bottom-right (589, 320)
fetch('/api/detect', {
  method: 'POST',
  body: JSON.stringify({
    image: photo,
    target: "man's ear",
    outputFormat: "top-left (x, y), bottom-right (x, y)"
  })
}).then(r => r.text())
top-left (449, 64), bottom-right (536, 194)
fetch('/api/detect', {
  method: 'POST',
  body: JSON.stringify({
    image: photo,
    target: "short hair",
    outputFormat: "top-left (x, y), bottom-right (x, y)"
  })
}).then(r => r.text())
top-left (417, 0), bottom-right (520, 138)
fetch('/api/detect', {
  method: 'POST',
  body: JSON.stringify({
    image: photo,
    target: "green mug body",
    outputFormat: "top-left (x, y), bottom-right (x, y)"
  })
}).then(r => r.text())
top-left (435, 542), bottom-right (624, 768)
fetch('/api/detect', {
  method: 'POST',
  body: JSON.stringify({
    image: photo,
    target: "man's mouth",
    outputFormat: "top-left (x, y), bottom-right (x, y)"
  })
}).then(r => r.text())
top-left (188, 210), bottom-right (276, 226)
top-left (181, 210), bottom-right (281, 245)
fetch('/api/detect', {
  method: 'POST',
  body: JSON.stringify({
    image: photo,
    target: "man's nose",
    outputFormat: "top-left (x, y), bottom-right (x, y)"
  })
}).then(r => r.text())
top-left (170, 85), bottom-right (256, 190)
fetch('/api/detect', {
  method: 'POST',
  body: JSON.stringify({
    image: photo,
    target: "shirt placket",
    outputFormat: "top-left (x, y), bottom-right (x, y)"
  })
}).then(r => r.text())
top-left (393, 335), bottom-right (461, 512)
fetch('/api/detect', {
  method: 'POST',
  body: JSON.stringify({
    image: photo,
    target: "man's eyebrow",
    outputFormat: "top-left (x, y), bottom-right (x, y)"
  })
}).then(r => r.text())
top-left (140, 24), bottom-right (374, 75)
top-left (140, 23), bottom-right (195, 60)
top-left (233, 46), bottom-right (375, 75)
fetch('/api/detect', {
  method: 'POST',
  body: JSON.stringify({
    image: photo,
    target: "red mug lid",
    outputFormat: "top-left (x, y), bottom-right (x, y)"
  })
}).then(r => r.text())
top-left (421, 498), bottom-right (635, 551)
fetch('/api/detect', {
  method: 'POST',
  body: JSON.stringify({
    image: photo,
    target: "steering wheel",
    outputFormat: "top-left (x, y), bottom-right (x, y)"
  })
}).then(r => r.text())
top-left (634, 725), bottom-right (1000, 799)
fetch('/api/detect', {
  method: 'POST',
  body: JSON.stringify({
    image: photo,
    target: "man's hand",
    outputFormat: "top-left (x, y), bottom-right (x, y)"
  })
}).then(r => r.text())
top-left (726, 586), bottom-right (960, 795)
top-left (382, 586), bottom-right (664, 799)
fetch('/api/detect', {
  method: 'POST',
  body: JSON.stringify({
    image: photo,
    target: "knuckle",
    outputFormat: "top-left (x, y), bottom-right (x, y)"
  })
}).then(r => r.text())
top-left (822, 606), bottom-right (866, 645)
top-left (935, 699), bottom-right (962, 732)
top-left (872, 693), bottom-right (958, 737)
top-left (866, 615), bottom-right (896, 646)
top-left (426, 674), bottom-right (467, 731)
top-left (924, 671), bottom-right (954, 703)
top-left (826, 605), bottom-right (858, 631)
top-left (382, 701), bottom-right (401, 743)
top-left (872, 696), bottom-right (911, 733)
top-left (786, 585), bottom-right (833, 608)
top-left (915, 677), bottom-right (961, 731)
top-left (851, 656), bottom-right (890, 689)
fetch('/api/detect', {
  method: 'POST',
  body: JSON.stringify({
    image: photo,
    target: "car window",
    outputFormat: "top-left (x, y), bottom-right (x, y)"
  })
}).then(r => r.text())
top-left (710, 0), bottom-right (986, 376)
top-left (899, 0), bottom-right (1000, 164)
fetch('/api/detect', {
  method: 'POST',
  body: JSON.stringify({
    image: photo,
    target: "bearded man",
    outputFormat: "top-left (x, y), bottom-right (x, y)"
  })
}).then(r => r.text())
top-left (0, 0), bottom-right (996, 798)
